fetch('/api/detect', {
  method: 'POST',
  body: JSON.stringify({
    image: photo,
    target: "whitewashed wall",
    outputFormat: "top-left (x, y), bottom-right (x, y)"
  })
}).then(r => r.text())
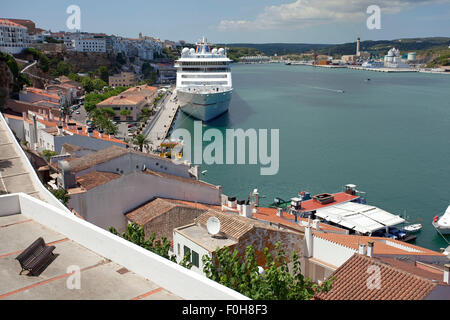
top-left (312, 235), bottom-right (356, 268)
top-left (68, 171), bottom-right (221, 232)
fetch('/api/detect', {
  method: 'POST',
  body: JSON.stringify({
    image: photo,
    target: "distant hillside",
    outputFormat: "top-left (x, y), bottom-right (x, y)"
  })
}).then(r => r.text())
top-left (221, 43), bottom-right (332, 56)
top-left (223, 37), bottom-right (450, 57)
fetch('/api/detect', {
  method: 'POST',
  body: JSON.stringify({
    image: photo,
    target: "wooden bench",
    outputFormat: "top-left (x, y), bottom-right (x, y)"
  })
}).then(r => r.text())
top-left (16, 237), bottom-right (56, 276)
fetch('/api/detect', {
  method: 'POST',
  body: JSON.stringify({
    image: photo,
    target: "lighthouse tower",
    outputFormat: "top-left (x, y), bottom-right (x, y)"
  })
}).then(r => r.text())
top-left (356, 37), bottom-right (361, 56)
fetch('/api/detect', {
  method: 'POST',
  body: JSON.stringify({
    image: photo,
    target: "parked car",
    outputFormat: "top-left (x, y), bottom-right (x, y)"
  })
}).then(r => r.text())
top-left (128, 124), bottom-right (136, 128)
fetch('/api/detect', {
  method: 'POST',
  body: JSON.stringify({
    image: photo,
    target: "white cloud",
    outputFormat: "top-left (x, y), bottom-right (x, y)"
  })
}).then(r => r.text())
top-left (218, 0), bottom-right (450, 31)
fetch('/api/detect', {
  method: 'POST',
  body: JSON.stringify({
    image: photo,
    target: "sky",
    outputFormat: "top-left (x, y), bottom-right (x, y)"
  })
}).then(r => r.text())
top-left (2, 0), bottom-right (450, 44)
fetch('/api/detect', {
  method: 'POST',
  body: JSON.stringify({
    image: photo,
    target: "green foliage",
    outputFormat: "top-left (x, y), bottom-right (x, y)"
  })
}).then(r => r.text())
top-left (50, 61), bottom-right (72, 77)
top-left (202, 242), bottom-right (333, 300)
top-left (226, 47), bottom-right (263, 62)
top-left (426, 51), bottom-right (450, 67)
top-left (116, 53), bottom-right (126, 65)
top-left (109, 223), bottom-right (176, 262)
top-left (0, 52), bottom-right (31, 93)
top-left (96, 66), bottom-right (109, 83)
top-left (42, 149), bottom-right (58, 161)
top-left (120, 109), bottom-right (131, 116)
top-left (51, 188), bottom-right (70, 206)
top-left (24, 48), bottom-right (50, 72)
top-left (84, 86), bottom-right (129, 113)
top-left (45, 36), bottom-right (63, 44)
top-left (133, 134), bottom-right (149, 152)
top-left (89, 108), bottom-right (118, 135)
top-left (109, 223), bottom-right (193, 269)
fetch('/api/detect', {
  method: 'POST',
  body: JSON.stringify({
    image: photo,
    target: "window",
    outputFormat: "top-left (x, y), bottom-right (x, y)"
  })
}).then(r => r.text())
top-left (183, 246), bottom-right (191, 258)
top-left (191, 251), bottom-right (199, 268)
top-left (177, 244), bottom-right (180, 255)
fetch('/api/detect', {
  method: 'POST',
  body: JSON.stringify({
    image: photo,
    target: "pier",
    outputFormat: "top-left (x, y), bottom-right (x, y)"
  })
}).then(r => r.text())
top-left (144, 89), bottom-right (179, 150)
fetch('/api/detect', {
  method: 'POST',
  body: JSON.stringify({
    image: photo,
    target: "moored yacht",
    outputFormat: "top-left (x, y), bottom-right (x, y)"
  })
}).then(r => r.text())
top-left (433, 205), bottom-right (450, 235)
top-left (175, 37), bottom-right (233, 121)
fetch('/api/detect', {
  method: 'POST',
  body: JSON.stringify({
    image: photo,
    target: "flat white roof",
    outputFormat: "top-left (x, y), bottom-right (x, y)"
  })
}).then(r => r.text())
top-left (315, 202), bottom-right (405, 234)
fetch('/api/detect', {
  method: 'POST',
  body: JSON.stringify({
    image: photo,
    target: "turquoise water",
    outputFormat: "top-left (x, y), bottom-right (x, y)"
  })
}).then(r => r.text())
top-left (172, 63), bottom-right (450, 251)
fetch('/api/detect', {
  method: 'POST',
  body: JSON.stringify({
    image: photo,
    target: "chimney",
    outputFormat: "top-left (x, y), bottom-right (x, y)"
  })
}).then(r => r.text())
top-left (237, 199), bottom-right (245, 214)
top-left (276, 208), bottom-right (283, 217)
top-left (305, 225), bottom-right (313, 258)
top-left (87, 128), bottom-right (93, 137)
top-left (57, 125), bottom-right (63, 135)
top-left (227, 196), bottom-right (237, 209)
top-left (367, 241), bottom-right (374, 258)
top-left (77, 127), bottom-right (83, 135)
top-left (99, 130), bottom-right (104, 138)
top-left (241, 200), bottom-right (252, 218)
top-left (444, 264), bottom-right (450, 284)
top-left (358, 244), bottom-right (367, 255)
top-left (312, 219), bottom-right (321, 230)
top-left (109, 134), bottom-right (115, 139)
top-left (49, 112), bottom-right (54, 121)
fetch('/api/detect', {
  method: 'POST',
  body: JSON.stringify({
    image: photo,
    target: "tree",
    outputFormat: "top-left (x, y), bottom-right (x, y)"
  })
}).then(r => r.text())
top-left (133, 134), bottom-right (149, 152)
top-left (120, 109), bottom-right (131, 117)
top-left (109, 223), bottom-right (192, 269)
top-left (202, 242), bottom-right (333, 300)
top-left (51, 189), bottom-right (70, 206)
top-left (81, 77), bottom-right (94, 93)
top-left (96, 66), bottom-right (109, 83)
top-left (42, 150), bottom-right (58, 162)
top-left (109, 223), bottom-right (176, 261)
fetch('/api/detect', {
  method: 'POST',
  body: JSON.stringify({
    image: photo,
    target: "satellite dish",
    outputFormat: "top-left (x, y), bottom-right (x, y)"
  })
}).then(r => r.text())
top-left (206, 217), bottom-right (221, 236)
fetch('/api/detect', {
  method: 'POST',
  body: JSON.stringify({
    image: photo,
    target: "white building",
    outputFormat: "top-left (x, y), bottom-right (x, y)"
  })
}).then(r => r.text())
top-left (384, 48), bottom-right (410, 68)
top-left (72, 38), bottom-right (106, 53)
top-left (0, 19), bottom-right (31, 54)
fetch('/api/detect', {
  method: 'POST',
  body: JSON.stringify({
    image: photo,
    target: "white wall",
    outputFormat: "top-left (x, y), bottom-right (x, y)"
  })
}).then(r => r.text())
top-left (0, 113), bottom-right (71, 213)
top-left (312, 235), bottom-right (356, 268)
top-left (173, 227), bottom-right (212, 275)
top-left (68, 171), bottom-right (221, 232)
top-left (74, 152), bottom-right (193, 180)
top-left (7, 193), bottom-right (248, 300)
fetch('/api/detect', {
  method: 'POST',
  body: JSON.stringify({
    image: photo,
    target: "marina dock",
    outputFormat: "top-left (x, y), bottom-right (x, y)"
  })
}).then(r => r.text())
top-left (145, 90), bottom-right (179, 150)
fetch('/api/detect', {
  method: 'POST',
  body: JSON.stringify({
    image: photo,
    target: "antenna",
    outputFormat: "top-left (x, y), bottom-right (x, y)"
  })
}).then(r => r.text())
top-left (206, 217), bottom-right (221, 236)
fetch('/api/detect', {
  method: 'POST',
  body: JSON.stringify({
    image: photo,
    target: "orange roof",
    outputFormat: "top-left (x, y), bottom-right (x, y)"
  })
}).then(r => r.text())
top-left (315, 254), bottom-right (446, 300)
top-left (0, 19), bottom-right (26, 28)
top-left (97, 94), bottom-right (146, 106)
top-left (76, 171), bottom-right (121, 190)
top-left (300, 192), bottom-right (359, 212)
top-left (313, 232), bottom-right (445, 256)
top-left (3, 113), bottom-right (126, 145)
top-left (23, 87), bottom-right (60, 100)
top-left (252, 206), bottom-right (344, 233)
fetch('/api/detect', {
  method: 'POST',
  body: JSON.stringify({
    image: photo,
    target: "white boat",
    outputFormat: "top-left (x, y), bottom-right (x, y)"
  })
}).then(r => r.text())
top-left (432, 205), bottom-right (450, 235)
top-left (175, 37), bottom-right (232, 121)
top-left (403, 224), bottom-right (422, 233)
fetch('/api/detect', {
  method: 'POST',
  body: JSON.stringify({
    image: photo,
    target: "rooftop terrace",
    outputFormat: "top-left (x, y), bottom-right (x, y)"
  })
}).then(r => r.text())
top-left (0, 213), bottom-right (180, 300)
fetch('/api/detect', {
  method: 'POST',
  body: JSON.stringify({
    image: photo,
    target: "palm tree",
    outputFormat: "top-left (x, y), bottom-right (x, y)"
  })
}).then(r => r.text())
top-left (133, 134), bottom-right (149, 152)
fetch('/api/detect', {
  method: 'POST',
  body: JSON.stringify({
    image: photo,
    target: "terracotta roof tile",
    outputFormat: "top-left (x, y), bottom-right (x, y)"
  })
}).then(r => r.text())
top-left (313, 232), bottom-right (444, 256)
top-left (76, 171), bottom-right (121, 190)
top-left (315, 254), bottom-right (447, 300)
top-left (195, 210), bottom-right (280, 240)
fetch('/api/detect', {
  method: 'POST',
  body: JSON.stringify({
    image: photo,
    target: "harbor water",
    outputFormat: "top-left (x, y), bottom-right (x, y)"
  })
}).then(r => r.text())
top-left (172, 63), bottom-right (450, 251)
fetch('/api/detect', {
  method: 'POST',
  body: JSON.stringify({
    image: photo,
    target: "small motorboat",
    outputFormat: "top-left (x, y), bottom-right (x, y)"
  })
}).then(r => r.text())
top-left (404, 224), bottom-right (422, 233)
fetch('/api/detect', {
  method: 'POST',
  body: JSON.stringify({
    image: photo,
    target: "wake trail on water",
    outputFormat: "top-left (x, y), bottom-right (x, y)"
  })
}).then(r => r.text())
top-left (304, 85), bottom-right (345, 93)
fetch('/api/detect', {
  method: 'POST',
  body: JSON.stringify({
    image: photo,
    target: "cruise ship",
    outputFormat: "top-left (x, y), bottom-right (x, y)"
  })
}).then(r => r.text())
top-left (175, 37), bottom-right (232, 121)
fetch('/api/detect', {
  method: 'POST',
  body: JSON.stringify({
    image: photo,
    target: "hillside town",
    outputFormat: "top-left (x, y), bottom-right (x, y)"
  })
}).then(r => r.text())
top-left (0, 16), bottom-right (449, 302)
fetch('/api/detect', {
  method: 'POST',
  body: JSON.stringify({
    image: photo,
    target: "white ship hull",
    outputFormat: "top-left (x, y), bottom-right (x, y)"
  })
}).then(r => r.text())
top-left (178, 89), bottom-right (232, 121)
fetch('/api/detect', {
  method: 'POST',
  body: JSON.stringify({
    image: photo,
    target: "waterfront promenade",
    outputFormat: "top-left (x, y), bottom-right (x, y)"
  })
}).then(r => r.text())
top-left (145, 90), bottom-right (179, 150)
